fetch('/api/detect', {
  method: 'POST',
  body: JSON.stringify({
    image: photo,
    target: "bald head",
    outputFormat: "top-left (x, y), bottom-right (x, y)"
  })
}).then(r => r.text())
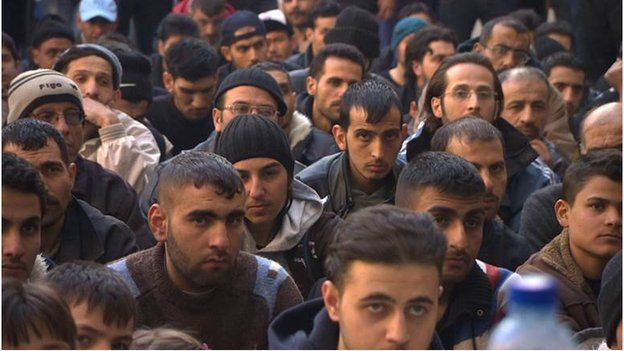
top-left (580, 102), bottom-right (622, 154)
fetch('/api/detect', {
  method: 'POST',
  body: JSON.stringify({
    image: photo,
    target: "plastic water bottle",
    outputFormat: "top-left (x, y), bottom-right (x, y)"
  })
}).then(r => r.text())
top-left (488, 274), bottom-right (577, 349)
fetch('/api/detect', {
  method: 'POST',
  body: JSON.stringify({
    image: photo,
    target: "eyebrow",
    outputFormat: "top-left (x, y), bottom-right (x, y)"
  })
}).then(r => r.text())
top-left (426, 206), bottom-right (458, 216)
top-left (76, 325), bottom-right (104, 336)
top-left (360, 294), bottom-right (435, 305)
top-left (261, 162), bottom-right (282, 171)
top-left (38, 160), bottom-right (65, 169)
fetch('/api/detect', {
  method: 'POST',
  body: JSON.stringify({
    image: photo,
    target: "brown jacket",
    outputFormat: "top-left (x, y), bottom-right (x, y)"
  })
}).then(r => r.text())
top-left (516, 229), bottom-right (600, 332)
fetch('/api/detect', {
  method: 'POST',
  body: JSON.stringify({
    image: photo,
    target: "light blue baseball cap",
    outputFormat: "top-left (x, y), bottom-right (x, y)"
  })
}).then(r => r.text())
top-left (79, 0), bottom-right (118, 22)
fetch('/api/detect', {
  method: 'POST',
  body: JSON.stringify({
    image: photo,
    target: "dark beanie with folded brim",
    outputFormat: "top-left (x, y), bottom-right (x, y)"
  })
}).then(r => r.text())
top-left (324, 6), bottom-right (379, 61)
top-left (598, 250), bottom-right (622, 348)
top-left (215, 114), bottom-right (294, 178)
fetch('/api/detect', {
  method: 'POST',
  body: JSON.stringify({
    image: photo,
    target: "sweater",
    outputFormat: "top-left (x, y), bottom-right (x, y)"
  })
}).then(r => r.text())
top-left (109, 243), bottom-right (303, 349)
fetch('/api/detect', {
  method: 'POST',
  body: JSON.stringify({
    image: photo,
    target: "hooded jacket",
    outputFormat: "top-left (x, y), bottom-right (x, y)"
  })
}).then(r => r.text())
top-left (242, 179), bottom-right (341, 296)
top-left (516, 229), bottom-right (601, 332)
top-left (288, 110), bottom-right (340, 166)
top-left (268, 298), bottom-right (445, 349)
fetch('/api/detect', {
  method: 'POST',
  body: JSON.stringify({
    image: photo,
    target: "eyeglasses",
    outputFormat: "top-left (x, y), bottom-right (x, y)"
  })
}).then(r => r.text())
top-left (30, 110), bottom-right (85, 125)
top-left (443, 89), bottom-right (497, 101)
top-left (484, 44), bottom-right (531, 65)
top-left (222, 103), bottom-right (278, 118)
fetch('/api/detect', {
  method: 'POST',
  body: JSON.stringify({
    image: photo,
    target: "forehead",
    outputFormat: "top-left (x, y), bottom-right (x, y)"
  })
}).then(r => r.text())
top-left (4, 140), bottom-right (64, 165)
top-left (446, 137), bottom-right (504, 162)
top-left (231, 35), bottom-right (265, 48)
top-left (222, 85), bottom-right (277, 106)
top-left (573, 175), bottom-right (622, 202)
top-left (266, 31), bottom-right (290, 39)
top-left (348, 106), bottom-right (402, 130)
top-left (410, 186), bottom-right (483, 213)
top-left (342, 261), bottom-right (440, 297)
top-left (39, 37), bottom-right (73, 49)
top-left (234, 157), bottom-right (284, 172)
top-left (320, 56), bottom-right (363, 79)
top-left (2, 187), bottom-right (42, 216)
top-left (549, 66), bottom-right (585, 82)
top-left (65, 55), bottom-right (113, 77)
top-left (445, 63), bottom-right (495, 88)
top-left (70, 302), bottom-right (133, 333)
top-left (32, 101), bottom-right (81, 113)
top-left (502, 78), bottom-right (548, 100)
top-left (487, 23), bottom-right (530, 48)
top-left (314, 16), bottom-right (336, 28)
top-left (428, 40), bottom-right (455, 54)
top-left (168, 183), bottom-right (245, 214)
top-left (174, 75), bottom-right (217, 89)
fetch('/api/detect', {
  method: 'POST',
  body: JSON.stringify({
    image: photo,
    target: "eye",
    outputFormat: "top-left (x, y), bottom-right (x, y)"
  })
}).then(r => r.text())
top-left (77, 335), bottom-right (93, 348)
top-left (192, 217), bottom-right (209, 226)
top-left (432, 215), bottom-right (449, 228)
top-left (72, 75), bottom-right (86, 83)
top-left (590, 202), bottom-right (605, 211)
top-left (356, 131), bottom-right (372, 142)
top-left (111, 342), bottom-right (130, 350)
top-left (408, 305), bottom-right (426, 317)
top-left (21, 223), bottom-right (39, 235)
top-left (227, 216), bottom-right (244, 226)
top-left (452, 90), bottom-right (470, 99)
top-left (465, 215), bottom-right (484, 229)
top-left (490, 163), bottom-right (505, 174)
top-left (367, 303), bottom-right (385, 314)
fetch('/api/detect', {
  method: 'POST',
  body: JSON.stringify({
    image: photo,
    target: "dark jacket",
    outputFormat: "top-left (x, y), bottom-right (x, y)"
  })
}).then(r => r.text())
top-left (52, 197), bottom-right (139, 265)
top-left (288, 110), bottom-right (340, 166)
top-left (519, 183), bottom-right (563, 252)
top-left (516, 230), bottom-right (601, 332)
top-left (149, 53), bottom-right (165, 89)
top-left (285, 44), bottom-right (314, 70)
top-left (73, 155), bottom-right (155, 249)
top-left (268, 298), bottom-right (444, 349)
top-left (295, 152), bottom-right (401, 218)
top-left (479, 218), bottom-right (533, 271)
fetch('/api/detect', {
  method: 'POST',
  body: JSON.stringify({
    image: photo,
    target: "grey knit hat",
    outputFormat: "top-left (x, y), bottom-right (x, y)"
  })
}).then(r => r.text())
top-left (52, 43), bottom-right (123, 90)
top-left (7, 69), bottom-right (84, 124)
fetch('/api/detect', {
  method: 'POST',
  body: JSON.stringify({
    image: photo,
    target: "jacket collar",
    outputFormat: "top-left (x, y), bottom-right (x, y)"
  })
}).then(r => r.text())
top-left (54, 197), bottom-right (105, 263)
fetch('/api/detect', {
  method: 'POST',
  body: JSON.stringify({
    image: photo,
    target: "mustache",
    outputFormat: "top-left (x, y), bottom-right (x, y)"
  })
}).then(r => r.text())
top-left (446, 248), bottom-right (472, 263)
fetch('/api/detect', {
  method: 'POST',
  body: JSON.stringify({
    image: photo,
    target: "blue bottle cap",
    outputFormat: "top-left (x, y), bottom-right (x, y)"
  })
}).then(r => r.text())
top-left (509, 274), bottom-right (558, 306)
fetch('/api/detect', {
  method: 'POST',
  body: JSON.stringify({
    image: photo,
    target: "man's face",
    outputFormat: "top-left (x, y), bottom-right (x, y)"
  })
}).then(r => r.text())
top-left (501, 78), bottom-right (549, 140)
top-left (334, 107), bottom-right (406, 187)
top-left (266, 70), bottom-right (296, 128)
top-left (548, 66), bottom-right (585, 116)
top-left (4, 141), bottom-right (76, 229)
top-left (307, 57), bottom-right (363, 123)
top-left (446, 137), bottom-right (507, 220)
top-left (475, 24), bottom-right (531, 73)
top-left (2, 46), bottom-right (20, 100)
top-left (323, 261), bottom-right (441, 350)
top-left (308, 16), bottom-right (336, 55)
top-left (190, 9), bottom-right (224, 45)
top-left (31, 37), bottom-right (73, 69)
top-left (164, 74), bottom-right (217, 121)
top-left (157, 34), bottom-right (186, 57)
top-left (412, 40), bottom-right (455, 83)
top-left (407, 187), bottom-right (485, 285)
top-left (150, 184), bottom-right (246, 292)
top-left (234, 158), bottom-right (289, 230)
top-left (282, 0), bottom-right (317, 28)
top-left (222, 35), bottom-right (268, 69)
top-left (77, 17), bottom-right (117, 43)
top-left (431, 63), bottom-right (498, 123)
top-left (557, 176), bottom-right (621, 261)
top-left (29, 102), bottom-right (84, 162)
top-left (2, 187), bottom-right (41, 282)
top-left (64, 55), bottom-right (116, 105)
top-left (71, 302), bottom-right (133, 350)
top-left (213, 85), bottom-right (279, 132)
top-left (266, 31), bottom-right (294, 61)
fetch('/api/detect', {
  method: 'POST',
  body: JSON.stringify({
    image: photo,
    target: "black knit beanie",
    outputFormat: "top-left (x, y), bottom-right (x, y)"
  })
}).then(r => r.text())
top-left (216, 114), bottom-right (294, 178)
top-left (598, 251), bottom-right (622, 348)
top-left (31, 16), bottom-right (75, 48)
top-left (324, 6), bottom-right (380, 61)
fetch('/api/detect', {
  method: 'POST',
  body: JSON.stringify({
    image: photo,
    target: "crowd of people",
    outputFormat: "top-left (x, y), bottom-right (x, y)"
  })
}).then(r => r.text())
top-left (1, 0), bottom-right (622, 349)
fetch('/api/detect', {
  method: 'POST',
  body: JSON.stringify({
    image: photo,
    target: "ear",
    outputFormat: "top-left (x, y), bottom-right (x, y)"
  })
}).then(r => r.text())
top-left (221, 46), bottom-right (232, 62)
top-left (555, 199), bottom-right (570, 228)
top-left (67, 162), bottom-right (77, 187)
top-left (306, 76), bottom-right (317, 96)
top-left (408, 100), bottom-right (419, 120)
top-left (163, 72), bottom-right (174, 93)
top-left (213, 108), bottom-right (224, 132)
top-left (157, 40), bottom-right (166, 57)
top-left (31, 47), bottom-right (40, 65)
top-left (148, 203), bottom-right (168, 242)
top-left (305, 27), bottom-right (314, 41)
top-left (332, 124), bottom-right (347, 151)
top-left (321, 280), bottom-right (341, 323)
top-left (400, 123), bottom-right (408, 140)
top-left (111, 89), bottom-right (121, 105)
top-left (431, 96), bottom-right (444, 118)
top-left (412, 60), bottom-right (423, 78)
top-left (473, 42), bottom-right (484, 53)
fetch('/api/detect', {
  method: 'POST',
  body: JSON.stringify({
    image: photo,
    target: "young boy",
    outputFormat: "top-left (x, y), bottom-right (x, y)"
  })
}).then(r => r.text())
top-left (517, 149), bottom-right (622, 332)
top-left (45, 261), bottom-right (136, 349)
top-left (2, 278), bottom-right (77, 349)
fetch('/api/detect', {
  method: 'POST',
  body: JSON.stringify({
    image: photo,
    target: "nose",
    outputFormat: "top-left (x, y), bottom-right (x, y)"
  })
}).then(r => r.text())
top-left (208, 220), bottom-right (230, 251)
top-left (519, 105), bottom-right (534, 124)
top-left (386, 311), bottom-right (409, 346)
top-left (480, 170), bottom-right (493, 193)
top-left (54, 115), bottom-right (71, 137)
top-left (247, 175), bottom-right (265, 199)
top-left (82, 79), bottom-right (99, 100)
top-left (191, 93), bottom-right (209, 109)
top-left (465, 92), bottom-right (481, 114)
top-left (561, 87), bottom-right (574, 105)
top-left (370, 138), bottom-right (385, 160)
top-left (446, 219), bottom-right (468, 251)
top-left (605, 205), bottom-right (622, 227)
top-left (3, 229), bottom-right (25, 259)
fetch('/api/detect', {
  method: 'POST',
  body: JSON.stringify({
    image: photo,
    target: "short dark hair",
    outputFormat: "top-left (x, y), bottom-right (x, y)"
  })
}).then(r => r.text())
top-left (253, 60), bottom-right (293, 89)
top-left (479, 17), bottom-right (529, 46)
top-left (507, 9), bottom-right (544, 31)
top-left (562, 149), bottom-right (622, 205)
top-left (2, 119), bottom-right (70, 165)
top-left (325, 204), bottom-right (447, 289)
top-left (164, 38), bottom-right (219, 80)
top-left (338, 79), bottom-right (401, 129)
top-left (156, 13), bottom-right (200, 42)
top-left (395, 151), bottom-right (485, 207)
top-left (97, 32), bottom-right (138, 51)
top-left (309, 43), bottom-right (365, 80)
top-left (45, 261), bottom-right (136, 328)
top-left (534, 20), bottom-right (574, 44)
top-left (157, 151), bottom-right (244, 207)
top-left (405, 25), bottom-right (456, 66)
top-left (307, 1), bottom-right (342, 28)
top-left (2, 279), bottom-right (77, 348)
top-left (398, 2), bottom-right (436, 22)
top-left (431, 116), bottom-right (504, 152)
top-left (190, 0), bottom-right (226, 17)
top-left (542, 51), bottom-right (586, 77)
top-left (2, 32), bottom-right (19, 61)
top-left (423, 53), bottom-right (503, 133)
top-left (2, 153), bottom-right (47, 216)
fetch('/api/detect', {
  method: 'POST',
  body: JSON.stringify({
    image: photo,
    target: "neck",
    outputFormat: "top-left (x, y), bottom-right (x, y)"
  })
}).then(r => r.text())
top-left (293, 28), bottom-right (308, 53)
top-left (417, 75), bottom-right (426, 90)
top-left (41, 216), bottom-right (65, 255)
top-left (312, 105), bottom-right (333, 133)
top-left (438, 281), bottom-right (455, 321)
top-left (247, 219), bottom-right (280, 249)
top-left (569, 239), bottom-right (610, 280)
top-left (389, 64), bottom-right (407, 86)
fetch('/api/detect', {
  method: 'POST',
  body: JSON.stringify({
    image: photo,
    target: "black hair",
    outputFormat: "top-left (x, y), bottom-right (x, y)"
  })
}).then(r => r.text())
top-left (2, 32), bottom-right (19, 61)
top-left (190, 0), bottom-right (226, 17)
top-left (97, 32), bottom-right (138, 51)
top-left (395, 151), bottom-right (486, 207)
top-left (253, 60), bottom-right (293, 88)
top-left (507, 9), bottom-right (545, 31)
top-left (2, 119), bottom-right (70, 165)
top-left (542, 51), bottom-right (586, 77)
top-left (308, 43), bottom-right (365, 79)
top-left (2, 153), bottom-right (47, 216)
top-left (157, 151), bottom-right (244, 207)
top-left (164, 37), bottom-right (219, 80)
top-left (398, 2), bottom-right (437, 22)
top-left (431, 116), bottom-right (504, 152)
top-left (156, 13), bottom-right (200, 42)
top-left (534, 20), bottom-right (574, 46)
top-left (562, 149), bottom-right (621, 205)
top-left (307, 1), bottom-right (342, 28)
top-left (46, 261), bottom-right (136, 328)
top-left (325, 204), bottom-right (447, 289)
top-left (479, 17), bottom-right (529, 46)
top-left (405, 25), bottom-right (456, 66)
top-left (338, 79), bottom-right (401, 129)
